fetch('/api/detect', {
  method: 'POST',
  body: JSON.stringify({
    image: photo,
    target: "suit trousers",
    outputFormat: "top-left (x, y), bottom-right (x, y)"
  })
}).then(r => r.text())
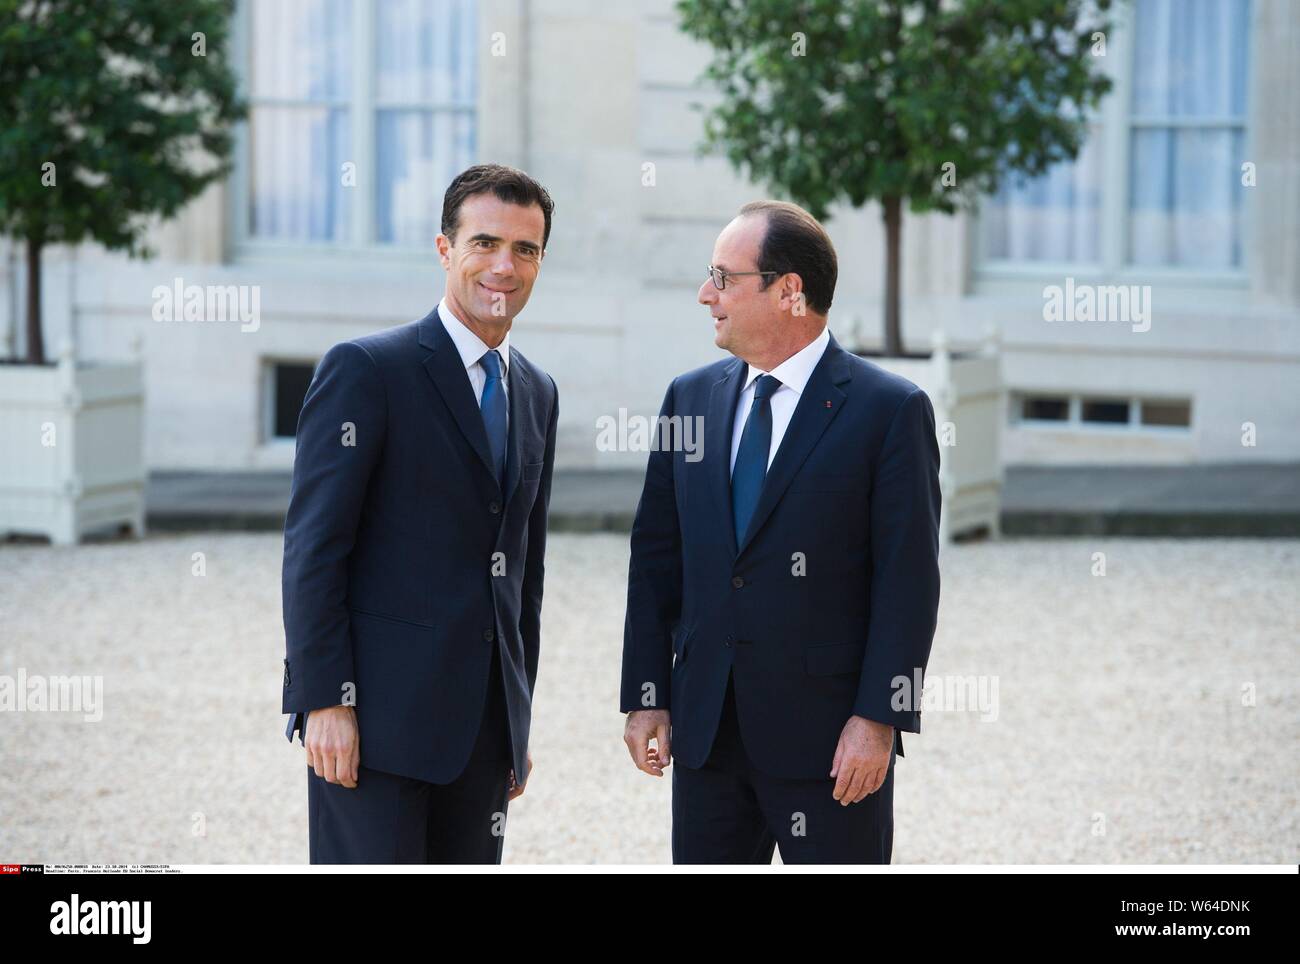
top-left (307, 643), bottom-right (514, 864)
top-left (671, 670), bottom-right (896, 864)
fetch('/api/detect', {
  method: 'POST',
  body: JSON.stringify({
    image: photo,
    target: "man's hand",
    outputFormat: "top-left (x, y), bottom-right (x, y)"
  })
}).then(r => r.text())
top-left (508, 753), bottom-right (533, 801)
top-left (830, 715), bottom-right (893, 805)
top-left (624, 709), bottom-right (671, 777)
top-left (305, 705), bottom-right (360, 788)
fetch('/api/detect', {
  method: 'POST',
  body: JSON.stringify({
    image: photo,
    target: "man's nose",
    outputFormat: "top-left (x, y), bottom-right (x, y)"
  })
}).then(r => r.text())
top-left (698, 279), bottom-right (716, 305)
top-left (491, 250), bottom-right (516, 276)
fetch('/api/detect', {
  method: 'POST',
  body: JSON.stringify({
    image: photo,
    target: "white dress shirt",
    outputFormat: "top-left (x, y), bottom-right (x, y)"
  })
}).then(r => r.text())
top-left (438, 296), bottom-right (510, 419)
top-left (729, 326), bottom-right (831, 476)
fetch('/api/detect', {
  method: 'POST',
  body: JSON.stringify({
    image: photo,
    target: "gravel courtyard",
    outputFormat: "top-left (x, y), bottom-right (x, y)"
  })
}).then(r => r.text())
top-left (2, 533), bottom-right (1296, 865)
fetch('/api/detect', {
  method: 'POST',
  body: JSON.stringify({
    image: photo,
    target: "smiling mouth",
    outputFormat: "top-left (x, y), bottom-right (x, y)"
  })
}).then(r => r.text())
top-left (479, 282), bottom-right (517, 294)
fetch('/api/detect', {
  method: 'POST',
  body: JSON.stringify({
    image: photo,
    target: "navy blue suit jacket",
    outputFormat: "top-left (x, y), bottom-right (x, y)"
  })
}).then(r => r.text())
top-left (620, 332), bottom-right (940, 780)
top-left (282, 306), bottom-right (558, 786)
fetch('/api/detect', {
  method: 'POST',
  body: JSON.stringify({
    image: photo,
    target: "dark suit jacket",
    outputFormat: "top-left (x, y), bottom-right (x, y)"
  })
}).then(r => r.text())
top-left (282, 306), bottom-right (558, 786)
top-left (620, 332), bottom-right (940, 780)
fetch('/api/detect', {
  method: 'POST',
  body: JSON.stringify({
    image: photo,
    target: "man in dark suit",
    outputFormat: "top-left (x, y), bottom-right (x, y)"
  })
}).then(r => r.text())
top-left (621, 200), bottom-right (940, 864)
top-left (281, 164), bottom-right (559, 863)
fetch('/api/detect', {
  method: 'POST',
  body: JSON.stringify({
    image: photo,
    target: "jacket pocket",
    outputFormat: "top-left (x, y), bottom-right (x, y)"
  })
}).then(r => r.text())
top-left (522, 459), bottom-right (544, 481)
top-left (349, 607), bottom-right (437, 631)
top-left (804, 641), bottom-right (866, 676)
top-left (787, 473), bottom-right (863, 494)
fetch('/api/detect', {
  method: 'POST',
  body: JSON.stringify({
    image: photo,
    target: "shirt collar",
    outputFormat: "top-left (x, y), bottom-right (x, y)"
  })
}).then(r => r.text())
top-left (438, 295), bottom-right (510, 377)
top-left (741, 326), bottom-right (830, 396)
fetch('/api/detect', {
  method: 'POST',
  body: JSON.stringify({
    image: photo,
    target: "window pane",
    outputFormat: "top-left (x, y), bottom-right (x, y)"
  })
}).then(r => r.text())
top-left (376, 0), bottom-right (478, 104)
top-left (981, 127), bottom-right (1103, 263)
top-left (250, 107), bottom-right (352, 242)
top-left (1140, 399), bottom-right (1191, 427)
top-left (1131, 0), bottom-right (1250, 120)
top-left (1128, 0), bottom-right (1250, 269)
top-left (1022, 396), bottom-right (1070, 421)
top-left (373, 1), bottom-right (479, 246)
top-left (273, 363), bottom-right (317, 438)
top-left (376, 110), bottom-right (476, 245)
top-left (1081, 399), bottom-right (1130, 424)
top-left (250, 0), bottom-right (352, 100)
top-left (248, 0), bottom-right (353, 242)
top-left (1129, 127), bottom-right (1245, 267)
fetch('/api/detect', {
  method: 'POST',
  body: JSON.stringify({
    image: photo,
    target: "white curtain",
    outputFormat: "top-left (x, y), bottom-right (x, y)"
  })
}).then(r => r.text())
top-left (248, 0), bottom-right (353, 243)
top-left (983, 0), bottom-right (1250, 269)
top-left (1129, 0), bottom-right (1250, 268)
top-left (983, 126), bottom-right (1104, 263)
top-left (247, 0), bottom-right (478, 246)
top-left (374, 0), bottom-right (478, 245)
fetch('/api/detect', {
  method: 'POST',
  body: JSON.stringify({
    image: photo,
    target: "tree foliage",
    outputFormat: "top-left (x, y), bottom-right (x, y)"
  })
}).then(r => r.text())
top-left (0, 0), bottom-right (245, 360)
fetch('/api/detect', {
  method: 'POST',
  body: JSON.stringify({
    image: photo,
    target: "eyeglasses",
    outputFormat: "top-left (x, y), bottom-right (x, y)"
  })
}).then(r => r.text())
top-left (706, 264), bottom-right (778, 290)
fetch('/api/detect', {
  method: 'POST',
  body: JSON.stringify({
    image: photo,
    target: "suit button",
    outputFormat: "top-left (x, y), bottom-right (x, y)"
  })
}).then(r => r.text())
top-left (731, 576), bottom-right (744, 588)
top-left (483, 628), bottom-right (495, 642)
top-left (489, 501), bottom-right (501, 514)
top-left (724, 638), bottom-right (732, 648)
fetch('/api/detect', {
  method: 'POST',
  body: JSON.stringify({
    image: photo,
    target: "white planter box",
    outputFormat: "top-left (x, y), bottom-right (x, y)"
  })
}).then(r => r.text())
top-left (0, 345), bottom-right (146, 544)
top-left (861, 331), bottom-right (1003, 542)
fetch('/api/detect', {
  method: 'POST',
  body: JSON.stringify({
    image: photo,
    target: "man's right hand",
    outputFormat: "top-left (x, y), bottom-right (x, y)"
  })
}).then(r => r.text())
top-left (624, 709), bottom-right (671, 777)
top-left (305, 705), bottom-right (360, 788)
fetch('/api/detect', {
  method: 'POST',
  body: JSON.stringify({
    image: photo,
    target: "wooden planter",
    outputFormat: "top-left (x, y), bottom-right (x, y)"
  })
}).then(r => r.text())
top-left (856, 330), bottom-right (1004, 542)
top-left (0, 341), bottom-right (146, 544)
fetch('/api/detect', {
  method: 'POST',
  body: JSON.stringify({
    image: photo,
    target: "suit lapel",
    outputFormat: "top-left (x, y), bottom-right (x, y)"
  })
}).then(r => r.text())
top-left (417, 306), bottom-right (500, 490)
top-left (735, 334), bottom-right (852, 558)
top-left (706, 357), bottom-right (748, 557)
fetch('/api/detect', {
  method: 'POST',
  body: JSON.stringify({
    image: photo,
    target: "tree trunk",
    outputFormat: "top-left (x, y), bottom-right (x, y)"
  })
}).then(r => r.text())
top-left (882, 195), bottom-right (903, 356)
top-left (25, 237), bottom-right (44, 365)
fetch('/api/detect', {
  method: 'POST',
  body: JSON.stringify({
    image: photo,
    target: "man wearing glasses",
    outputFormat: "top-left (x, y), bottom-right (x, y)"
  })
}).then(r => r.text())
top-left (620, 200), bottom-right (941, 863)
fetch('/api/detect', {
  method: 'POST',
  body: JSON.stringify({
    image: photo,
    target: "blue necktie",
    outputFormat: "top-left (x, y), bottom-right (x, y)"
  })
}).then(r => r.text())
top-left (479, 349), bottom-right (507, 485)
top-left (731, 373), bottom-right (780, 544)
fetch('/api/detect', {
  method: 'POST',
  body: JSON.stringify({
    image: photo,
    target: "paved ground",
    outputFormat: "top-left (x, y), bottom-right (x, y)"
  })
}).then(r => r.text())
top-left (2, 533), bottom-right (1296, 864)
top-left (143, 464), bottom-right (1300, 536)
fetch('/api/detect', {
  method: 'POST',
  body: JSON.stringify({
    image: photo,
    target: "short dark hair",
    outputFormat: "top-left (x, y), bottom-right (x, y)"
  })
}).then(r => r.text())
top-left (441, 163), bottom-right (555, 248)
top-left (739, 200), bottom-right (837, 316)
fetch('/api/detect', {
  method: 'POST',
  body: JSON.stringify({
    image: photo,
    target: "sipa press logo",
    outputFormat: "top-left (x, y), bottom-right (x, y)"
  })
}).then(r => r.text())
top-left (50, 894), bottom-right (151, 944)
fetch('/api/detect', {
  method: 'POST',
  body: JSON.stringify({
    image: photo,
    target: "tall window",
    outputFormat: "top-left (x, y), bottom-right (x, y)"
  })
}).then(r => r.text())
top-left (1128, 0), bottom-right (1251, 268)
top-left (243, 0), bottom-right (477, 248)
top-left (981, 0), bottom-right (1251, 273)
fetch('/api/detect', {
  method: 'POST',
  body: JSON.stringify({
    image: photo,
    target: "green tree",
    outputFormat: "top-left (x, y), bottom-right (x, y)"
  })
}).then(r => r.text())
top-left (0, 0), bottom-right (244, 363)
top-left (677, 0), bottom-right (1115, 355)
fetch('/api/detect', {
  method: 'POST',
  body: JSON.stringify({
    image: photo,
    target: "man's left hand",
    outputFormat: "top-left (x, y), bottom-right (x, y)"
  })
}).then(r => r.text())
top-left (508, 753), bottom-right (533, 800)
top-left (830, 715), bottom-right (893, 805)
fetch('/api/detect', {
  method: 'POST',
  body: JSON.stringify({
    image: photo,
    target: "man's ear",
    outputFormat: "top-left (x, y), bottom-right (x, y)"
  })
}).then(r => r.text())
top-left (435, 233), bottom-right (452, 269)
top-left (781, 273), bottom-right (805, 311)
